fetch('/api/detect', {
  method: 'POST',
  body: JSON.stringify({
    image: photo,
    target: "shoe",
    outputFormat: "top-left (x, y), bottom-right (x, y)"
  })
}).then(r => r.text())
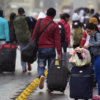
top-left (39, 75), bottom-right (45, 89)
top-left (27, 63), bottom-right (32, 71)
top-left (23, 70), bottom-right (27, 72)
top-left (92, 95), bottom-right (100, 100)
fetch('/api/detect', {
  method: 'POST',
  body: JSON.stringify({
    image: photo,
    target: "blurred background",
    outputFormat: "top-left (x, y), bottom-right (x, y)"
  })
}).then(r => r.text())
top-left (0, 0), bottom-right (100, 21)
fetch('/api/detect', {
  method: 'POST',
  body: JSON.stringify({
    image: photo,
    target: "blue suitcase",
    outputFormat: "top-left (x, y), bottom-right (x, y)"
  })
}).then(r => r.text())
top-left (70, 66), bottom-right (94, 100)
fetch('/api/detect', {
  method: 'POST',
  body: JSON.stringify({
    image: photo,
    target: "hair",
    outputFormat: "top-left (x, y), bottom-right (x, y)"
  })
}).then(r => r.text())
top-left (9, 13), bottom-right (16, 31)
top-left (18, 7), bottom-right (25, 15)
top-left (60, 13), bottom-right (70, 20)
top-left (86, 23), bottom-right (100, 32)
top-left (47, 8), bottom-right (56, 17)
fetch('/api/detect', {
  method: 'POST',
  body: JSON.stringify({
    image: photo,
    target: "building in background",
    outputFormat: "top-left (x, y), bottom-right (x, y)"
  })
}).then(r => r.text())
top-left (0, 0), bottom-right (99, 20)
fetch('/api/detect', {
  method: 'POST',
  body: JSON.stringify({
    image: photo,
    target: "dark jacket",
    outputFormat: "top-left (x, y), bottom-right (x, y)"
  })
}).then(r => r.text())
top-left (8, 21), bottom-right (17, 43)
top-left (25, 17), bottom-right (37, 35)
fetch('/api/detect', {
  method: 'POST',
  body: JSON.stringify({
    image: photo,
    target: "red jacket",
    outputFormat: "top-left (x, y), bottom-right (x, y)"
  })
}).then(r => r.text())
top-left (59, 19), bottom-right (71, 45)
top-left (80, 30), bottom-right (87, 46)
top-left (31, 16), bottom-right (61, 54)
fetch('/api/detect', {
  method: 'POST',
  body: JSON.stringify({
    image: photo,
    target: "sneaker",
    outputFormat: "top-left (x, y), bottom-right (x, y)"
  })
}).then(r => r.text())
top-left (27, 63), bottom-right (32, 71)
top-left (39, 75), bottom-right (45, 89)
top-left (92, 95), bottom-right (100, 100)
top-left (23, 70), bottom-right (27, 72)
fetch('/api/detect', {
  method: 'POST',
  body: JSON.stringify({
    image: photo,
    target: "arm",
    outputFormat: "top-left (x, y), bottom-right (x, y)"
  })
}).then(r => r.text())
top-left (89, 33), bottom-right (100, 47)
top-left (54, 25), bottom-right (61, 54)
top-left (65, 24), bottom-right (70, 46)
top-left (4, 20), bottom-right (9, 42)
top-left (80, 30), bottom-right (87, 46)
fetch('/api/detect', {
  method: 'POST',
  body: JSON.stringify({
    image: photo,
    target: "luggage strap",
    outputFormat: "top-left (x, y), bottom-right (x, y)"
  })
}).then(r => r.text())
top-left (71, 74), bottom-right (94, 77)
top-left (34, 19), bottom-right (54, 41)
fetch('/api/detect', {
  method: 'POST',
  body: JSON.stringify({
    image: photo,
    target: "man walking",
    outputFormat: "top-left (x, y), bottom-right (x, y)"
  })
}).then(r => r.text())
top-left (31, 8), bottom-right (61, 89)
top-left (14, 8), bottom-right (36, 72)
top-left (0, 10), bottom-right (9, 46)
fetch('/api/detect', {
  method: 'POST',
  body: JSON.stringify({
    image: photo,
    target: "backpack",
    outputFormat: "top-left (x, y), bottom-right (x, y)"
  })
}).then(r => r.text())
top-left (73, 26), bottom-right (83, 45)
top-left (58, 22), bottom-right (67, 42)
top-left (21, 19), bottom-right (54, 64)
top-left (13, 15), bottom-right (31, 43)
top-left (25, 17), bottom-right (37, 35)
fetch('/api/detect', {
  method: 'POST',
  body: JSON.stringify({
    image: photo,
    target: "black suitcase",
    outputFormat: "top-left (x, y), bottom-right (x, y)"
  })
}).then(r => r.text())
top-left (0, 44), bottom-right (16, 72)
top-left (48, 60), bottom-right (69, 92)
top-left (70, 66), bottom-right (94, 100)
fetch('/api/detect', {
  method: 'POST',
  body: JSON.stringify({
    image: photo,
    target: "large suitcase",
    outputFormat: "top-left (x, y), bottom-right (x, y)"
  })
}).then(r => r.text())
top-left (0, 44), bottom-right (16, 72)
top-left (48, 60), bottom-right (69, 93)
top-left (70, 66), bottom-right (94, 100)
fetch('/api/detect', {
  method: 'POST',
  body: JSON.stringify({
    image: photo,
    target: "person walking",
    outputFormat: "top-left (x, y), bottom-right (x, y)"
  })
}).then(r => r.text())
top-left (31, 8), bottom-right (61, 90)
top-left (0, 10), bottom-right (9, 46)
top-left (13, 8), bottom-right (33, 72)
top-left (58, 13), bottom-right (71, 53)
top-left (72, 12), bottom-right (83, 48)
top-left (84, 23), bottom-right (100, 100)
top-left (8, 13), bottom-right (17, 44)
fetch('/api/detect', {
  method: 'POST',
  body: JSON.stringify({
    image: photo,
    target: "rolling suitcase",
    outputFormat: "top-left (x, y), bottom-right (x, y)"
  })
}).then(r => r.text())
top-left (48, 60), bottom-right (69, 93)
top-left (0, 44), bottom-right (16, 72)
top-left (70, 66), bottom-right (94, 100)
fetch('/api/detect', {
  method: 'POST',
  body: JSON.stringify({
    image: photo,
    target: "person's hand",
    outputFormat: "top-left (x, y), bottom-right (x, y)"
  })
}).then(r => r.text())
top-left (68, 45), bottom-right (72, 48)
top-left (57, 54), bottom-right (61, 61)
top-left (84, 45), bottom-right (89, 49)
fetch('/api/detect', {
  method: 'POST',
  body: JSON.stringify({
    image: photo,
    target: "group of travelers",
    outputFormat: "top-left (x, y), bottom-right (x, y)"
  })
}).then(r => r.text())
top-left (0, 6), bottom-right (100, 100)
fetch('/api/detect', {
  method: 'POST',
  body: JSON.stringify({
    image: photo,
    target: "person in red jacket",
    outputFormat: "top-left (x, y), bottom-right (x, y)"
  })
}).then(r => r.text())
top-left (31, 8), bottom-right (61, 90)
top-left (58, 13), bottom-right (71, 53)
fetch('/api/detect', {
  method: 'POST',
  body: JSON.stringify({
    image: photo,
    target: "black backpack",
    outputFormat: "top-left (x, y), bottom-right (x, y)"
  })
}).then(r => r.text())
top-left (21, 19), bottom-right (53, 64)
top-left (58, 22), bottom-right (67, 42)
top-left (25, 17), bottom-right (37, 34)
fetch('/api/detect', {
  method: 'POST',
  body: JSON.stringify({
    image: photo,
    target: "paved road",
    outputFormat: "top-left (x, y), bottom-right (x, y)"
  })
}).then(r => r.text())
top-left (0, 48), bottom-right (98, 100)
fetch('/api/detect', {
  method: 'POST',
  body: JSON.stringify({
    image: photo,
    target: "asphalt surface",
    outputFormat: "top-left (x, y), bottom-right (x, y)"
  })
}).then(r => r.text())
top-left (0, 48), bottom-right (98, 100)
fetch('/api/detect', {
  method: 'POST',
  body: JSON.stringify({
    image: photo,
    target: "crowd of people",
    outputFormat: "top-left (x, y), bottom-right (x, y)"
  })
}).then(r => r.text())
top-left (0, 6), bottom-right (100, 100)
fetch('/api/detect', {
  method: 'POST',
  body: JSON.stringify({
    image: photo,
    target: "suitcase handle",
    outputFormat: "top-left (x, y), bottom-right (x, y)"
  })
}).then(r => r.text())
top-left (55, 59), bottom-right (64, 61)
top-left (55, 59), bottom-right (64, 65)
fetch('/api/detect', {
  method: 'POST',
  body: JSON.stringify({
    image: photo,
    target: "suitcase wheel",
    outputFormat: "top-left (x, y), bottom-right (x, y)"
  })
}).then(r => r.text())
top-left (48, 90), bottom-right (51, 93)
top-left (60, 90), bottom-right (64, 93)
top-left (0, 70), bottom-right (2, 73)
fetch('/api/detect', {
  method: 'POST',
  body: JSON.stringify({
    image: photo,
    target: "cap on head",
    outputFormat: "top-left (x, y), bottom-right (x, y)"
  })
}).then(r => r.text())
top-left (18, 7), bottom-right (25, 15)
top-left (89, 17), bottom-right (98, 25)
top-left (47, 8), bottom-right (56, 17)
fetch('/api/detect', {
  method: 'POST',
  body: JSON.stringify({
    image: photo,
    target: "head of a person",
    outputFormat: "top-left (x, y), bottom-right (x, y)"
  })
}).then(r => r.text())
top-left (46, 8), bottom-right (56, 18)
top-left (89, 17), bottom-right (99, 25)
top-left (86, 23), bottom-right (99, 36)
top-left (9, 13), bottom-right (16, 21)
top-left (60, 13), bottom-right (70, 22)
top-left (18, 7), bottom-right (25, 16)
top-left (0, 10), bottom-right (5, 18)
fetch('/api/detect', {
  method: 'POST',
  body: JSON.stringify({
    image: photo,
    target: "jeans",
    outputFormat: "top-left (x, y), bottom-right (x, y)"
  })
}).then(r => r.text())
top-left (93, 55), bottom-right (100, 95)
top-left (19, 41), bottom-right (29, 70)
top-left (37, 48), bottom-right (56, 83)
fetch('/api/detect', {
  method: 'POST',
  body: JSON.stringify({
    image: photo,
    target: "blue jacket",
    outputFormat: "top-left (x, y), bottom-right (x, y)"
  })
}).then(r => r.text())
top-left (89, 31), bottom-right (100, 56)
top-left (0, 17), bottom-right (9, 41)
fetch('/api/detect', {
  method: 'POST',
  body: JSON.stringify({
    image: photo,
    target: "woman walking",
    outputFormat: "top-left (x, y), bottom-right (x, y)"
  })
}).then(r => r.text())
top-left (84, 23), bottom-right (100, 100)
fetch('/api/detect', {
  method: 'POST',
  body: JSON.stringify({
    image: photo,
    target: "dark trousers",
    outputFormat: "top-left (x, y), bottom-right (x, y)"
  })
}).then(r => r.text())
top-left (59, 41), bottom-right (68, 65)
